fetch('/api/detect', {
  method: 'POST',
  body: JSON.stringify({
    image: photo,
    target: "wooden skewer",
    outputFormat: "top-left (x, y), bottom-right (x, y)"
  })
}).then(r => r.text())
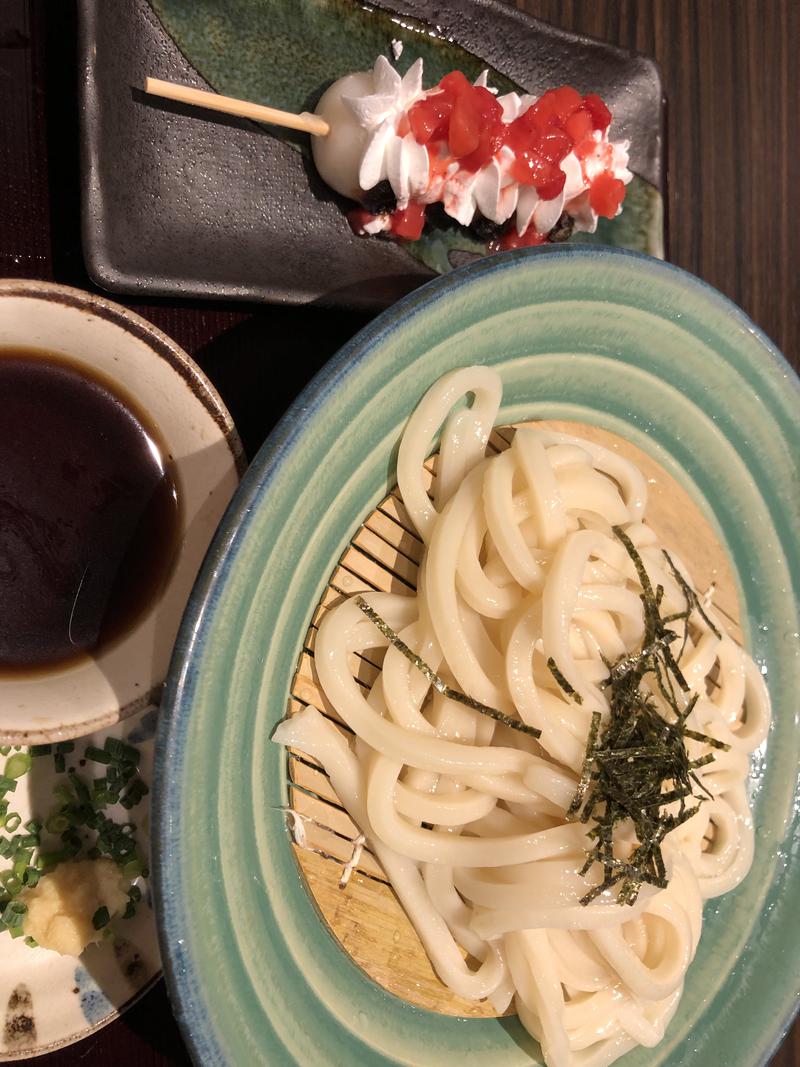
top-left (143, 77), bottom-right (330, 137)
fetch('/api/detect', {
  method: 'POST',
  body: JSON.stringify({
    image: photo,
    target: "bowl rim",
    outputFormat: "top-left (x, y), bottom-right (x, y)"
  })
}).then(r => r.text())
top-left (153, 246), bottom-right (800, 1067)
top-left (0, 278), bottom-right (245, 470)
top-left (158, 246), bottom-right (798, 561)
top-left (0, 278), bottom-right (245, 744)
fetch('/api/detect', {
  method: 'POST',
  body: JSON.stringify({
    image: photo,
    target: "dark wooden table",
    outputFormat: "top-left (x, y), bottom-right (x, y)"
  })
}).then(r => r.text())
top-left (1, 0), bottom-right (797, 1063)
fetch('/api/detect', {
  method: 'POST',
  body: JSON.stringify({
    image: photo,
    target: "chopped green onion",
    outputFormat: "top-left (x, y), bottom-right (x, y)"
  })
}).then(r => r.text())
top-left (71, 776), bottom-right (91, 806)
top-left (24, 936), bottom-right (37, 948)
top-left (37, 850), bottom-right (67, 869)
top-left (45, 813), bottom-right (70, 834)
top-left (9, 740), bottom-right (152, 886)
top-left (0, 776), bottom-right (17, 794)
top-left (59, 832), bottom-right (81, 858)
top-left (85, 746), bottom-right (112, 765)
top-left (0, 873), bottom-right (22, 897)
top-left (0, 747), bottom-right (9, 757)
top-left (108, 764), bottom-right (136, 792)
top-left (83, 810), bottom-right (105, 832)
top-left (122, 857), bottom-right (145, 879)
top-left (4, 753), bottom-right (31, 780)
top-left (104, 738), bottom-right (140, 766)
top-left (113, 838), bottom-right (135, 861)
top-left (29, 744), bottom-right (52, 757)
top-left (120, 779), bottom-right (149, 810)
top-left (22, 867), bottom-right (39, 889)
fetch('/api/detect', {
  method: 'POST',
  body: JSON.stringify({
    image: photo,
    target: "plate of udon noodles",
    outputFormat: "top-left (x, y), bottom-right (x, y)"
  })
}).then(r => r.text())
top-left (155, 247), bottom-right (800, 1067)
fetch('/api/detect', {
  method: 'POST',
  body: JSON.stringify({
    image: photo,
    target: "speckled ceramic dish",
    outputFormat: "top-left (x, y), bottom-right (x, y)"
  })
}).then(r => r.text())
top-left (154, 248), bottom-right (799, 1066)
top-left (0, 280), bottom-right (243, 744)
top-left (0, 707), bottom-right (159, 1061)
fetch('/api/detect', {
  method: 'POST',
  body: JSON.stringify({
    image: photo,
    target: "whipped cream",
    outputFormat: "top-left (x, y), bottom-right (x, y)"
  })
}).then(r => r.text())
top-left (345, 57), bottom-right (428, 203)
top-left (321, 57), bottom-right (632, 239)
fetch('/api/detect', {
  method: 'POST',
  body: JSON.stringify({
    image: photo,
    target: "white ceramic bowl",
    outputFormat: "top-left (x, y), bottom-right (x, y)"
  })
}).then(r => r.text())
top-left (0, 279), bottom-right (243, 743)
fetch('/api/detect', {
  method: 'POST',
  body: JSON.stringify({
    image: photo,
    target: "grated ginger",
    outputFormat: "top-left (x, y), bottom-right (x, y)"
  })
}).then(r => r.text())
top-left (22, 858), bottom-right (128, 956)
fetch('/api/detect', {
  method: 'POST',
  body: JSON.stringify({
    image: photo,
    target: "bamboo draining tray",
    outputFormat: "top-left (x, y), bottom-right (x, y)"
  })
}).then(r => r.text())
top-left (285, 421), bottom-right (742, 1017)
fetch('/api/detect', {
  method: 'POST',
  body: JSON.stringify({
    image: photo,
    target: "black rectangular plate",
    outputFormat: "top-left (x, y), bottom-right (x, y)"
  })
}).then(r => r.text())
top-left (78, 0), bottom-right (664, 309)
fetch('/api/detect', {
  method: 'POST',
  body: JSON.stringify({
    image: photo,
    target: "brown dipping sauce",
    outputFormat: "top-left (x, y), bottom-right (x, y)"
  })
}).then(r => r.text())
top-left (0, 347), bottom-right (181, 673)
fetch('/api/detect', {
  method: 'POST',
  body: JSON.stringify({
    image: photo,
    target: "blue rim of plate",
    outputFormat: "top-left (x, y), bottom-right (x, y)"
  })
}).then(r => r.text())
top-left (153, 246), bottom-right (800, 1067)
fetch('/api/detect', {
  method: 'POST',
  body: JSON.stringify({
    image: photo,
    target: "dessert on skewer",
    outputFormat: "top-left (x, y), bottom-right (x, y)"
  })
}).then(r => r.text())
top-left (145, 56), bottom-right (631, 252)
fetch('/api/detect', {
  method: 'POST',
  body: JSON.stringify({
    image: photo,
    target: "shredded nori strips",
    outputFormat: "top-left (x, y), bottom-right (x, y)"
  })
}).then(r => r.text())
top-left (569, 527), bottom-right (730, 906)
top-left (355, 596), bottom-right (541, 739)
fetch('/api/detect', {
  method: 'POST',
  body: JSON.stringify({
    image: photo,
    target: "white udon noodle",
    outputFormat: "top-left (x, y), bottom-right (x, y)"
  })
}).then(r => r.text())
top-left (273, 366), bottom-right (770, 1067)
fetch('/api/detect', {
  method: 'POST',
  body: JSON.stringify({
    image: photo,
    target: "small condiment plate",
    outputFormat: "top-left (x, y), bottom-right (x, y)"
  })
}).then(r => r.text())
top-left (0, 707), bottom-right (159, 1061)
top-left (0, 279), bottom-right (244, 744)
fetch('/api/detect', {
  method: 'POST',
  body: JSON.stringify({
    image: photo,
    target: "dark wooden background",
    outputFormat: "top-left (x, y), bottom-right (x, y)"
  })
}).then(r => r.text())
top-left (1, 0), bottom-right (797, 1063)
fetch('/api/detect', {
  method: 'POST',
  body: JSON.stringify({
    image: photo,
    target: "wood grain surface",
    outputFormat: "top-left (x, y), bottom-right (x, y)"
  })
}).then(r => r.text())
top-left (0, 1), bottom-right (797, 1064)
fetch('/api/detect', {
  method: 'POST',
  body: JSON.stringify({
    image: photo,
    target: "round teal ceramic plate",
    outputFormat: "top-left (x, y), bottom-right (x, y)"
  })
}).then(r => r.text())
top-left (154, 247), bottom-right (800, 1067)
